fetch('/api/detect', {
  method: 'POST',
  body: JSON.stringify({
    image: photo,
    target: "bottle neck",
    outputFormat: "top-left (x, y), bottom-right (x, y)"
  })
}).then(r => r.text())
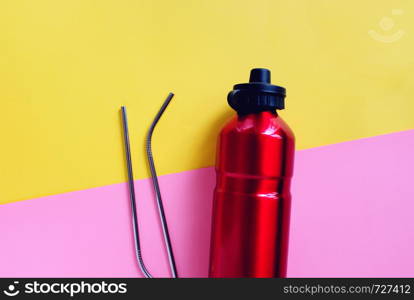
top-left (237, 110), bottom-right (277, 117)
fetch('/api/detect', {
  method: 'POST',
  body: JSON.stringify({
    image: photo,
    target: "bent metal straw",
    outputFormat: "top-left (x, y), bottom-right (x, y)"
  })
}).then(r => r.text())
top-left (120, 92), bottom-right (177, 278)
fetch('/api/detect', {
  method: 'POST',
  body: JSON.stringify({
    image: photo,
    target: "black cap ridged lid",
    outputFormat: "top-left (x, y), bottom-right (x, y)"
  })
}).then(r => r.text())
top-left (227, 68), bottom-right (286, 114)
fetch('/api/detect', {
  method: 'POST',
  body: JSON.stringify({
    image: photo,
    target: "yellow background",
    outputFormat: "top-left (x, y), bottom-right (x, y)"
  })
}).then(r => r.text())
top-left (1, 0), bottom-right (413, 204)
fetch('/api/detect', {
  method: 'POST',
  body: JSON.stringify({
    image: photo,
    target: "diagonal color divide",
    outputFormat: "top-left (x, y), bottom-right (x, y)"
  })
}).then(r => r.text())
top-left (0, 130), bottom-right (413, 277)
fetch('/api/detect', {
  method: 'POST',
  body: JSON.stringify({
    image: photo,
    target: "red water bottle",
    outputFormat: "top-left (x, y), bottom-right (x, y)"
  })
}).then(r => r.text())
top-left (209, 68), bottom-right (295, 278)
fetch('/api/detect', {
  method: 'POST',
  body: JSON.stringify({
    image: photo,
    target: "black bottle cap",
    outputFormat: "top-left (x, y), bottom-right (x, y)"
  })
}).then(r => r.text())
top-left (227, 68), bottom-right (286, 114)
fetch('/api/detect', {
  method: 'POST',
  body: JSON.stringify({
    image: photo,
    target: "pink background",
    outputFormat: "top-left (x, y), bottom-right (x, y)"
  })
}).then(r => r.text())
top-left (0, 130), bottom-right (413, 277)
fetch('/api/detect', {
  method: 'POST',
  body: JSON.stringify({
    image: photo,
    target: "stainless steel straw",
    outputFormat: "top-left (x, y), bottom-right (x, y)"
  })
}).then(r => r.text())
top-left (120, 92), bottom-right (177, 278)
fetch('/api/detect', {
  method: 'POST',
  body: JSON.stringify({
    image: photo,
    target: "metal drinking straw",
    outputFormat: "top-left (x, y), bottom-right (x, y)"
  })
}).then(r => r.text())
top-left (120, 92), bottom-right (177, 278)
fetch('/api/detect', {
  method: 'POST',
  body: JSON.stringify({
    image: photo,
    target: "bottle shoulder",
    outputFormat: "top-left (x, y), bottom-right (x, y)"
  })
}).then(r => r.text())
top-left (217, 111), bottom-right (295, 178)
top-left (221, 112), bottom-right (294, 141)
